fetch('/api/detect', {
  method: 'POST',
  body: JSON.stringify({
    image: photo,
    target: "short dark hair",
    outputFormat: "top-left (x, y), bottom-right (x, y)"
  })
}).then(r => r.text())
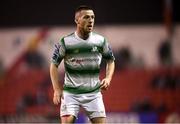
top-left (75, 5), bottom-right (93, 13)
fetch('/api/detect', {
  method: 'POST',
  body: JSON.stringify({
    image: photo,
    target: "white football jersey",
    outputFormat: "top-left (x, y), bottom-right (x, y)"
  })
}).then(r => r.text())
top-left (51, 32), bottom-right (115, 94)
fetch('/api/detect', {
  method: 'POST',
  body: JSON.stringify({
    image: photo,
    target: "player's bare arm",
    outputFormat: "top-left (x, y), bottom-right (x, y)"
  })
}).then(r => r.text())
top-left (100, 60), bottom-right (115, 90)
top-left (50, 63), bottom-right (63, 105)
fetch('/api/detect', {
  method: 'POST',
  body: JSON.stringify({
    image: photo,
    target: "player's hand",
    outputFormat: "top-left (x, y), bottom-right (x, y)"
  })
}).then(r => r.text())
top-left (53, 89), bottom-right (62, 105)
top-left (100, 78), bottom-right (111, 90)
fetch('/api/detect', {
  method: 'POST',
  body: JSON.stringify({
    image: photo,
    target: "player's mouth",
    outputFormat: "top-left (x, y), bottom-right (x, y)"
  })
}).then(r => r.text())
top-left (87, 25), bottom-right (93, 30)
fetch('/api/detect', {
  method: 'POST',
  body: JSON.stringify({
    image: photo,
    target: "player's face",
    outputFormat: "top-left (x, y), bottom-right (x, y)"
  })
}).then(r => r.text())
top-left (76, 10), bottom-right (95, 33)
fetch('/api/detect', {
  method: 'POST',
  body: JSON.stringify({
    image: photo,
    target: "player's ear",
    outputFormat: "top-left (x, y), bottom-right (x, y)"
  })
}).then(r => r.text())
top-left (75, 13), bottom-right (80, 24)
top-left (75, 18), bottom-right (78, 24)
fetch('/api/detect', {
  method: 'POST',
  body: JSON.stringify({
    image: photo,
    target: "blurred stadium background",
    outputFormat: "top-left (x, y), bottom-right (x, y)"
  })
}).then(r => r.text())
top-left (0, 0), bottom-right (180, 123)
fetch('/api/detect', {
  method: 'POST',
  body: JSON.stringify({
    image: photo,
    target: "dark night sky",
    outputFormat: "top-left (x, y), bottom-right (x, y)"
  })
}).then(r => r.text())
top-left (0, 0), bottom-right (179, 27)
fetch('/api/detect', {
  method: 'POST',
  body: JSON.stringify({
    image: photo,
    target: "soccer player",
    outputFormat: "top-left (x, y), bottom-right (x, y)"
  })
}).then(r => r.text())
top-left (50, 5), bottom-right (115, 123)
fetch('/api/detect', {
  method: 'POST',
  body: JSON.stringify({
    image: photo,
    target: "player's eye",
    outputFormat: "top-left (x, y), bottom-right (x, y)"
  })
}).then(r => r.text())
top-left (83, 15), bottom-right (89, 19)
top-left (91, 16), bottom-right (95, 19)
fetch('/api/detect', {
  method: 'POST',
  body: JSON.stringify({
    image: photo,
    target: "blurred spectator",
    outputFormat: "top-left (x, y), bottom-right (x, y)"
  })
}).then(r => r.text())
top-left (158, 39), bottom-right (172, 66)
top-left (36, 84), bottom-right (49, 105)
top-left (156, 101), bottom-right (168, 113)
top-left (151, 74), bottom-right (177, 90)
top-left (24, 93), bottom-right (36, 106)
top-left (16, 92), bottom-right (36, 114)
top-left (165, 74), bottom-right (177, 90)
top-left (176, 76), bottom-right (180, 88)
top-left (151, 75), bottom-right (168, 89)
top-left (25, 50), bottom-right (46, 69)
top-left (36, 75), bottom-right (51, 105)
top-left (36, 87), bottom-right (48, 105)
top-left (16, 97), bottom-right (26, 114)
top-left (131, 97), bottom-right (154, 113)
top-left (116, 47), bottom-right (132, 70)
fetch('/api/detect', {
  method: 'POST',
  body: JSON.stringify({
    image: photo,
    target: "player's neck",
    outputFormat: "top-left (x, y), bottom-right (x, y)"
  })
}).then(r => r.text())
top-left (76, 29), bottom-right (90, 40)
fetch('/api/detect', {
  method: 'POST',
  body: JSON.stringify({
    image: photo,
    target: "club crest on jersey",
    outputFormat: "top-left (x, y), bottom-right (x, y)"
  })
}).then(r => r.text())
top-left (91, 46), bottom-right (98, 52)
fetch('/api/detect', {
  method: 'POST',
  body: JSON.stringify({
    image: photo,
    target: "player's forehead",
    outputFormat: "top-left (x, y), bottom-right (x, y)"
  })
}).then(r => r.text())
top-left (77, 10), bottom-right (94, 17)
top-left (81, 10), bottom-right (94, 15)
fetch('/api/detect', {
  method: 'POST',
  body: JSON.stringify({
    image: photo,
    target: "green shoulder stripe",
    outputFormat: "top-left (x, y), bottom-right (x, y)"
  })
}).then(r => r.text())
top-left (60, 37), bottom-right (66, 49)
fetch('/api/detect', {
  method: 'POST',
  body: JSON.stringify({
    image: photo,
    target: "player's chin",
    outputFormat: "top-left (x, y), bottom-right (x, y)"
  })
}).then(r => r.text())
top-left (86, 27), bottom-right (93, 32)
top-left (86, 30), bottom-right (92, 33)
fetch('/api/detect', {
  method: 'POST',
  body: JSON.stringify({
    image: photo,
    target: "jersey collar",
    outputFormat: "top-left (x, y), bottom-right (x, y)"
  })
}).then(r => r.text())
top-left (75, 31), bottom-right (92, 41)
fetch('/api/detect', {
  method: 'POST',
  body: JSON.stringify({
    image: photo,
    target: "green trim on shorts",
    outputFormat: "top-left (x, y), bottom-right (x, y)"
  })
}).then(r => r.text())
top-left (63, 84), bottom-right (100, 94)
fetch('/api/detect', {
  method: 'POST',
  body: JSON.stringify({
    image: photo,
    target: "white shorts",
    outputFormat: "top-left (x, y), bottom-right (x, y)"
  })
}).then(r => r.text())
top-left (60, 91), bottom-right (106, 119)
